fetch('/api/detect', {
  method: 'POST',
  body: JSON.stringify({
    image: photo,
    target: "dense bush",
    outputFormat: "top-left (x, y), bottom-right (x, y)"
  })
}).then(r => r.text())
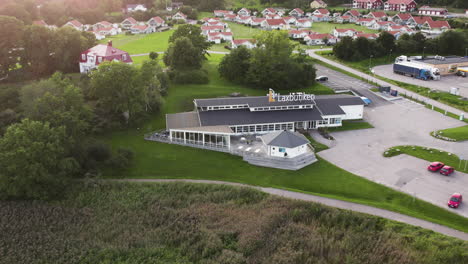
top-left (170, 69), bottom-right (209, 84)
top-left (1, 182), bottom-right (466, 264)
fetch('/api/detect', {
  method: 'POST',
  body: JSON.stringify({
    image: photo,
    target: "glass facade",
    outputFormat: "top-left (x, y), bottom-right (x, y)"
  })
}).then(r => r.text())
top-left (230, 122), bottom-right (294, 134)
top-left (170, 131), bottom-right (229, 148)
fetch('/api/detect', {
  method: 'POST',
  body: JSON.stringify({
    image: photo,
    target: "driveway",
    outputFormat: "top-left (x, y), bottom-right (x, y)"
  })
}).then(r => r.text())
top-left (315, 101), bottom-right (468, 218)
top-left (374, 64), bottom-right (468, 97)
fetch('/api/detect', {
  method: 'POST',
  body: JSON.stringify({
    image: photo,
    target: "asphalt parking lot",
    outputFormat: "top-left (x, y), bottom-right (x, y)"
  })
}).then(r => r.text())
top-left (315, 64), bottom-right (391, 108)
top-left (373, 64), bottom-right (468, 97)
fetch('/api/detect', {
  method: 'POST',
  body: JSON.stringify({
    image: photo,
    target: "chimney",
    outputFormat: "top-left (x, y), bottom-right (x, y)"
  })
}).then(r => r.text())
top-left (108, 40), bottom-right (112, 47)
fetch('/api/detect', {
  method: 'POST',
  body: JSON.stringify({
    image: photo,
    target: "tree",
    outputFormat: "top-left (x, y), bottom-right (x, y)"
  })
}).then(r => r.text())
top-left (21, 73), bottom-right (93, 142)
top-left (139, 60), bottom-right (164, 112)
top-left (40, 1), bottom-right (68, 25)
top-left (149, 51), bottom-right (159, 60)
top-left (169, 24), bottom-right (211, 59)
top-left (376, 31), bottom-right (396, 54)
top-left (0, 16), bottom-right (24, 78)
top-left (164, 37), bottom-right (203, 70)
top-left (0, 119), bottom-right (77, 200)
top-left (20, 25), bottom-right (55, 77)
top-left (218, 46), bottom-right (252, 83)
top-left (333, 36), bottom-right (354, 61)
top-left (0, 3), bottom-right (32, 24)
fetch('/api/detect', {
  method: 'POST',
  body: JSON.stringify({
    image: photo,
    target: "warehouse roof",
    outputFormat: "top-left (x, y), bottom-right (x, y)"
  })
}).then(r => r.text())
top-left (261, 130), bottom-right (310, 148)
top-left (314, 94), bottom-right (364, 115)
top-left (194, 95), bottom-right (315, 108)
top-left (166, 112), bottom-right (200, 130)
top-left (414, 56), bottom-right (468, 65)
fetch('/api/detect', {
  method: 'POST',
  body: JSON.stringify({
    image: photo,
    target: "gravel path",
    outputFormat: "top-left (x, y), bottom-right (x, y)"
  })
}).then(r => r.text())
top-left (114, 179), bottom-right (468, 241)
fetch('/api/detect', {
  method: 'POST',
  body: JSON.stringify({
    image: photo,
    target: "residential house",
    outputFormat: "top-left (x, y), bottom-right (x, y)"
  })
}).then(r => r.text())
top-left (265, 14), bottom-right (282, 19)
top-left (121, 17), bottom-right (138, 30)
top-left (64, 20), bottom-right (83, 31)
top-left (407, 16), bottom-right (433, 28)
top-left (94, 27), bottom-right (119, 37)
top-left (79, 41), bottom-right (132, 74)
top-left (369, 20), bottom-right (395, 30)
top-left (172, 12), bottom-right (187, 21)
top-left (365, 11), bottom-right (387, 21)
top-left (237, 8), bottom-right (251, 16)
top-left (33, 20), bottom-right (56, 29)
top-left (93, 21), bottom-right (113, 31)
top-left (261, 8), bottom-right (277, 16)
top-left (289, 8), bottom-right (305, 17)
top-left (353, 33), bottom-right (379, 39)
top-left (295, 18), bottom-right (313, 28)
top-left (352, 0), bottom-right (383, 10)
top-left (334, 15), bottom-right (352, 23)
top-left (311, 14), bottom-right (330, 22)
top-left (207, 32), bottom-right (232, 43)
top-left (387, 30), bottom-right (403, 39)
top-left (312, 9), bottom-right (330, 16)
top-left (231, 39), bottom-right (256, 49)
top-left (201, 25), bottom-right (225, 35)
top-left (261, 19), bottom-right (289, 30)
top-left (250, 18), bottom-right (266, 27)
top-left (390, 13), bottom-right (413, 25)
top-left (343, 10), bottom-right (361, 18)
top-left (130, 25), bottom-right (155, 34)
top-left (418, 6), bottom-right (448, 16)
top-left (384, 0), bottom-right (417, 12)
top-left (304, 33), bottom-right (337, 45)
top-left (224, 14), bottom-right (237, 21)
top-left (214, 10), bottom-right (233, 17)
top-left (283, 16), bottom-right (297, 25)
top-left (356, 18), bottom-right (375, 27)
top-left (236, 16), bottom-right (252, 24)
top-left (202, 17), bottom-right (220, 23)
top-left (288, 29), bottom-right (314, 39)
top-left (420, 20), bottom-right (451, 35)
top-left (387, 24), bottom-right (413, 33)
top-left (310, 0), bottom-right (328, 8)
top-left (332, 28), bottom-right (358, 38)
top-left (204, 20), bottom-right (227, 27)
top-left (124, 4), bottom-right (147, 13)
top-left (147, 16), bottom-right (166, 28)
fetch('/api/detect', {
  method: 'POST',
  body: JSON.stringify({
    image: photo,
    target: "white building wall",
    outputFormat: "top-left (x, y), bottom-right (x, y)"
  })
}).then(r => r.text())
top-left (340, 105), bottom-right (364, 120)
top-left (268, 144), bottom-right (307, 158)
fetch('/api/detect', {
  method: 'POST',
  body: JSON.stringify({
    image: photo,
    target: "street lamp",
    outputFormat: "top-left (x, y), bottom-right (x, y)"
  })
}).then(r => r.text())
top-left (422, 46), bottom-right (426, 60)
top-left (369, 55), bottom-right (373, 71)
top-left (388, 49), bottom-right (393, 63)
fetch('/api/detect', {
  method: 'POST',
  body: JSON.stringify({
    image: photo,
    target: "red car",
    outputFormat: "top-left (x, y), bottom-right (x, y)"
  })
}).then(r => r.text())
top-left (448, 193), bottom-right (463, 208)
top-left (428, 162), bottom-right (444, 172)
top-left (440, 166), bottom-right (455, 176)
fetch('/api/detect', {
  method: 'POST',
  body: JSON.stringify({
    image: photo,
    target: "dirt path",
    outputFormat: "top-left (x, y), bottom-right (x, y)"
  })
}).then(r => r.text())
top-left (114, 179), bottom-right (468, 241)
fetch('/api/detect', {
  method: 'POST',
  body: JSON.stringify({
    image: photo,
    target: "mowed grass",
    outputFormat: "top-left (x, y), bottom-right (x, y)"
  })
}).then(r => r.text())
top-left (435, 125), bottom-right (468, 141)
top-left (100, 30), bottom-right (175, 55)
top-left (328, 120), bottom-right (374, 132)
top-left (103, 54), bottom-right (468, 233)
top-left (227, 22), bottom-right (263, 39)
top-left (311, 22), bottom-right (379, 34)
top-left (384, 145), bottom-right (467, 173)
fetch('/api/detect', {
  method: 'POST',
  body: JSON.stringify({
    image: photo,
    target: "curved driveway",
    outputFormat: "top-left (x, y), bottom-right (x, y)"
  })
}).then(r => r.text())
top-left (114, 179), bottom-right (468, 241)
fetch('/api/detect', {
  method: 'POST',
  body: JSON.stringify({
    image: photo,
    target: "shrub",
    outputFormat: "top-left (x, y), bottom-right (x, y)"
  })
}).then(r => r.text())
top-left (171, 69), bottom-right (209, 84)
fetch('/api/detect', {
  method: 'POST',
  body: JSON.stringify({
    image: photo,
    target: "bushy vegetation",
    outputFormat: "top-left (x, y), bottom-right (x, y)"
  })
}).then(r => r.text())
top-left (218, 31), bottom-right (316, 90)
top-left (1, 182), bottom-right (467, 264)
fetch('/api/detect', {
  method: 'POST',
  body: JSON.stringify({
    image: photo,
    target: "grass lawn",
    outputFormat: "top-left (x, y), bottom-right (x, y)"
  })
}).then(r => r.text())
top-left (311, 22), bottom-right (379, 34)
top-left (383, 145), bottom-right (467, 173)
top-left (328, 120), bottom-right (374, 132)
top-left (102, 54), bottom-right (468, 233)
top-left (226, 22), bottom-right (263, 39)
top-left (101, 30), bottom-right (175, 55)
top-left (433, 125), bottom-right (468, 142)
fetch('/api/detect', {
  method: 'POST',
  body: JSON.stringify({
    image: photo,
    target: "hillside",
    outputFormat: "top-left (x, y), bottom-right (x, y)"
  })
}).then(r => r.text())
top-left (1, 182), bottom-right (467, 264)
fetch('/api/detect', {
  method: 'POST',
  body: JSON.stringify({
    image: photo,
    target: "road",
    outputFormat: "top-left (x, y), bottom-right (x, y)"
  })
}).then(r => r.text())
top-left (308, 49), bottom-right (468, 117)
top-left (374, 64), bottom-right (468, 98)
top-left (113, 179), bottom-right (468, 241)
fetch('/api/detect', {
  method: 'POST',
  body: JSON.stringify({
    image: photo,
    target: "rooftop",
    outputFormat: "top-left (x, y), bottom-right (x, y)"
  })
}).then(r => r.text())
top-left (261, 130), bottom-right (310, 148)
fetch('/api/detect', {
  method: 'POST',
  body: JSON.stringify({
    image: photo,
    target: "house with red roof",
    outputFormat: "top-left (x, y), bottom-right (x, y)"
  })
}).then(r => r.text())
top-left (93, 27), bottom-right (119, 39)
top-left (418, 6), bottom-right (448, 17)
top-left (121, 17), bottom-right (138, 30)
top-left (236, 16), bottom-right (253, 24)
top-left (201, 25), bottom-right (226, 35)
top-left (421, 20), bottom-right (451, 35)
top-left (207, 32), bottom-right (233, 43)
top-left (214, 10), bottom-right (234, 17)
top-left (332, 28), bottom-right (359, 38)
top-left (352, 0), bottom-right (383, 10)
top-left (295, 18), bottom-right (312, 28)
top-left (310, 14), bottom-right (331, 22)
top-left (231, 39), bottom-right (256, 49)
top-left (204, 20), bottom-right (227, 27)
top-left (406, 16), bottom-right (433, 28)
top-left (79, 41), bottom-right (132, 73)
top-left (64, 20), bottom-right (83, 31)
top-left (223, 14), bottom-right (237, 21)
top-left (147, 17), bottom-right (166, 28)
top-left (283, 16), bottom-right (297, 24)
top-left (384, 0), bottom-right (417, 12)
top-left (312, 9), bottom-right (330, 16)
top-left (343, 10), bottom-right (361, 18)
top-left (260, 19), bottom-right (289, 30)
top-left (356, 18), bottom-right (376, 27)
top-left (365, 11), bottom-right (387, 21)
top-left (386, 30), bottom-right (404, 39)
top-left (237, 8), bottom-right (251, 16)
top-left (265, 14), bottom-right (282, 19)
top-left (93, 21), bottom-right (113, 31)
top-left (249, 18), bottom-right (266, 27)
top-left (387, 24), bottom-right (413, 33)
top-left (369, 20), bottom-right (395, 30)
top-left (334, 15), bottom-right (355, 23)
top-left (130, 24), bottom-right (155, 34)
top-left (33, 20), bottom-right (48, 26)
top-left (172, 12), bottom-right (187, 22)
top-left (289, 8), bottom-right (305, 17)
top-left (390, 13), bottom-right (413, 25)
top-left (353, 33), bottom-right (379, 40)
top-left (304, 33), bottom-right (337, 45)
top-left (288, 29), bottom-right (314, 39)
top-left (261, 8), bottom-right (277, 16)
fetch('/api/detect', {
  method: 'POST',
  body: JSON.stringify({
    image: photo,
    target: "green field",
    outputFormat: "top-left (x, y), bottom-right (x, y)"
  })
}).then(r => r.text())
top-left (311, 22), bottom-right (379, 34)
top-left (433, 125), bottom-right (468, 142)
top-left (226, 22), bottom-right (263, 39)
top-left (384, 145), bottom-right (467, 173)
top-left (99, 30), bottom-right (175, 55)
top-left (102, 54), bottom-right (468, 233)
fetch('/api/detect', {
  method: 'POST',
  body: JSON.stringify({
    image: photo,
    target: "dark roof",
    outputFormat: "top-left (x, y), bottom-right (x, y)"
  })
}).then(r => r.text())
top-left (195, 96), bottom-right (315, 108)
top-left (199, 108), bottom-right (323, 126)
top-left (314, 94), bottom-right (364, 115)
top-left (414, 56), bottom-right (468, 65)
top-left (261, 130), bottom-right (310, 148)
top-left (166, 112), bottom-right (200, 129)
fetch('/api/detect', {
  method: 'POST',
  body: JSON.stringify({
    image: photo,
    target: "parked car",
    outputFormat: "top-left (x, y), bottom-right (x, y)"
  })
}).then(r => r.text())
top-left (448, 193), bottom-right (463, 208)
top-left (316, 76), bottom-right (328, 82)
top-left (360, 97), bottom-right (371, 106)
top-left (428, 161), bottom-right (444, 172)
top-left (439, 165), bottom-right (454, 176)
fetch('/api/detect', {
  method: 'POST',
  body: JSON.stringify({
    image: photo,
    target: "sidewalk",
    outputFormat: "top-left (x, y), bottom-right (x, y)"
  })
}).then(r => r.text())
top-left (308, 49), bottom-right (468, 117)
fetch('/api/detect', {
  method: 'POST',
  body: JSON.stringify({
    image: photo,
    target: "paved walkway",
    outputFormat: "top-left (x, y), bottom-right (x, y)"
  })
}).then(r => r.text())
top-left (308, 49), bottom-right (468, 117)
top-left (113, 179), bottom-right (468, 241)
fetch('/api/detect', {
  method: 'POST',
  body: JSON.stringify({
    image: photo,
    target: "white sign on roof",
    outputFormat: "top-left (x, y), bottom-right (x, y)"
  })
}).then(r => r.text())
top-left (268, 88), bottom-right (315, 102)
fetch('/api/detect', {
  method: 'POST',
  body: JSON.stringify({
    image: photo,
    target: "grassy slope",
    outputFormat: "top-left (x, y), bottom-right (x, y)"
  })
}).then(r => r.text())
top-left (311, 22), bottom-right (379, 34)
top-left (328, 120), bottom-right (374, 132)
top-left (384, 145), bottom-right (467, 173)
top-left (435, 125), bottom-right (468, 141)
top-left (4, 182), bottom-right (466, 264)
top-left (103, 54), bottom-right (468, 233)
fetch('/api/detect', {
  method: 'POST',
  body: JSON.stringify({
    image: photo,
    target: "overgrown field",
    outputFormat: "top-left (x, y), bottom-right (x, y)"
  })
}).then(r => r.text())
top-left (1, 182), bottom-right (467, 264)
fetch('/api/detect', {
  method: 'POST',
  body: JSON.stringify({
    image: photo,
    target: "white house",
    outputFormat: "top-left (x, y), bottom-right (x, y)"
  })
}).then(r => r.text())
top-left (93, 21), bottom-right (113, 31)
top-left (261, 19), bottom-right (289, 30)
top-left (261, 8), bottom-right (277, 16)
top-left (260, 130), bottom-right (311, 159)
top-left (333, 28), bottom-right (358, 38)
top-left (289, 8), bottom-right (305, 17)
top-left (231, 39), bottom-right (256, 49)
top-left (64, 20), bottom-right (83, 31)
top-left (265, 14), bottom-right (282, 19)
top-left (304, 33), bottom-right (337, 45)
top-left (353, 33), bottom-right (379, 40)
top-left (207, 32), bottom-right (233, 43)
top-left (201, 25), bottom-right (226, 35)
top-left (295, 18), bottom-right (312, 28)
top-left (94, 27), bottom-right (119, 37)
top-left (121, 17), bottom-right (138, 30)
top-left (172, 12), bottom-right (187, 21)
top-left (418, 6), bottom-right (448, 17)
top-left (421, 20), bottom-right (451, 35)
top-left (250, 18), bottom-right (266, 27)
top-left (369, 21), bottom-right (395, 30)
top-left (282, 16), bottom-right (297, 24)
top-left (236, 15), bottom-right (252, 24)
top-left (288, 29), bottom-right (314, 39)
top-left (237, 8), bottom-right (251, 16)
top-left (365, 11), bottom-right (387, 21)
top-left (356, 18), bottom-right (376, 27)
top-left (214, 10), bottom-right (233, 17)
top-left (130, 25), bottom-right (155, 34)
top-left (147, 16), bottom-right (166, 28)
top-left (390, 13), bottom-right (413, 25)
top-left (312, 9), bottom-right (330, 16)
top-left (79, 41), bottom-right (132, 74)
top-left (125, 4), bottom-right (147, 13)
top-left (343, 10), bottom-right (361, 18)
top-left (310, 14), bottom-right (330, 22)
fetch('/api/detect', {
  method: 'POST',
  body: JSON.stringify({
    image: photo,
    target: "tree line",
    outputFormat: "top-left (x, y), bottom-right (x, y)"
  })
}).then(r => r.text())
top-left (218, 31), bottom-right (316, 90)
top-left (333, 30), bottom-right (468, 62)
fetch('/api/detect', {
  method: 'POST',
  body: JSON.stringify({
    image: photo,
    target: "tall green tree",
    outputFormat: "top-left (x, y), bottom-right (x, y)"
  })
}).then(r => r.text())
top-left (0, 16), bottom-right (24, 78)
top-left (169, 24), bottom-right (211, 59)
top-left (0, 3), bottom-right (32, 24)
top-left (164, 37), bottom-right (202, 70)
top-left (218, 46), bottom-right (252, 83)
top-left (52, 27), bottom-right (95, 73)
top-left (20, 25), bottom-right (55, 77)
top-left (376, 31), bottom-right (396, 53)
top-left (0, 119), bottom-right (77, 200)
